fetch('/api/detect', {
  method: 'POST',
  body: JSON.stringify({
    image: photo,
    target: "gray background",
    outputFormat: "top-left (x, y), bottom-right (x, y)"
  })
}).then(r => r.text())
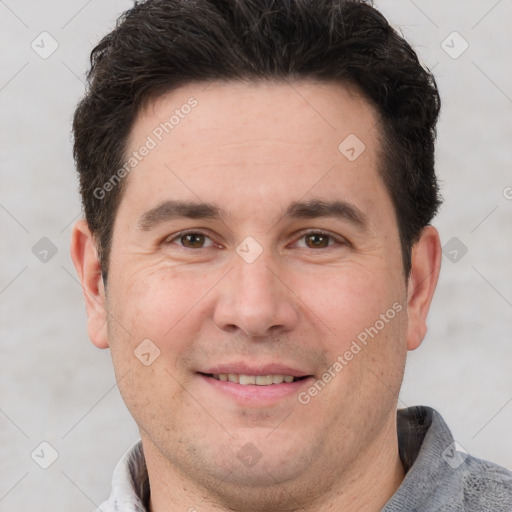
top-left (0, 0), bottom-right (511, 510)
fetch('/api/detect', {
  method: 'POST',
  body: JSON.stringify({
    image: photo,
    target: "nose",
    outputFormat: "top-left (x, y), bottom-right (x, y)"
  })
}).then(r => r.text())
top-left (213, 251), bottom-right (300, 339)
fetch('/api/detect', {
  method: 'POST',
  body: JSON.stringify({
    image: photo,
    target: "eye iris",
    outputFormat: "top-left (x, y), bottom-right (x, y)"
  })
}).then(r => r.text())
top-left (182, 233), bottom-right (204, 248)
top-left (305, 233), bottom-right (329, 248)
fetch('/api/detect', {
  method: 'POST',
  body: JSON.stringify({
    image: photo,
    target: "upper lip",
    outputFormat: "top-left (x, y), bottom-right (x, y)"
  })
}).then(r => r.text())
top-left (200, 363), bottom-right (312, 377)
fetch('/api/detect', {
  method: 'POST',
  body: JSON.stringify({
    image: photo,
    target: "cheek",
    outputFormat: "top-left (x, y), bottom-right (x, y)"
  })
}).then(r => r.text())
top-left (300, 266), bottom-right (402, 350)
top-left (113, 268), bottom-right (198, 339)
top-left (104, 272), bottom-right (195, 433)
top-left (306, 270), bottom-right (407, 416)
top-left (106, 266), bottom-right (222, 386)
top-left (103, 273), bottom-right (183, 399)
top-left (304, 265), bottom-right (408, 405)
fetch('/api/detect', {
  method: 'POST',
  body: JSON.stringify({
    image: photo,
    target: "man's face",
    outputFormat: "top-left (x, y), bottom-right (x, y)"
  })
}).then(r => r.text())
top-left (93, 81), bottom-right (413, 500)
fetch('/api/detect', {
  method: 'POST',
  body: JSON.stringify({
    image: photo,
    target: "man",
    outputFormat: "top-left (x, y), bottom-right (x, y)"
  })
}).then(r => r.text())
top-left (70, 0), bottom-right (512, 510)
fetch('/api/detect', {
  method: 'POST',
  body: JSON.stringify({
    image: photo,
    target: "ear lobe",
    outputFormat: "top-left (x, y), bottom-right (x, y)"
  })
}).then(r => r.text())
top-left (70, 220), bottom-right (109, 349)
top-left (406, 226), bottom-right (442, 351)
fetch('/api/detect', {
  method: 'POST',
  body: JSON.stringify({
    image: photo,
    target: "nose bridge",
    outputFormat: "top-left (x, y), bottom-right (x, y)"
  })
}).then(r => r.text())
top-left (213, 246), bottom-right (299, 337)
top-left (237, 251), bottom-right (275, 301)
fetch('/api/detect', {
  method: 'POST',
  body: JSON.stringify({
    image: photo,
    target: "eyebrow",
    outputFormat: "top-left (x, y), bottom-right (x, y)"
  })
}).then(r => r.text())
top-left (284, 199), bottom-right (368, 228)
top-left (137, 198), bottom-right (368, 231)
top-left (138, 200), bottom-right (223, 231)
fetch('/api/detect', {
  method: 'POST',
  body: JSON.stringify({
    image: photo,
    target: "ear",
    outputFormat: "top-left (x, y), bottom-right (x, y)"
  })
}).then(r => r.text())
top-left (70, 220), bottom-right (109, 349)
top-left (406, 226), bottom-right (442, 351)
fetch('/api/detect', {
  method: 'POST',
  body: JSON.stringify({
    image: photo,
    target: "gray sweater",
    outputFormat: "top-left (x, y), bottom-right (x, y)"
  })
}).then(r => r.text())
top-left (99, 406), bottom-right (512, 511)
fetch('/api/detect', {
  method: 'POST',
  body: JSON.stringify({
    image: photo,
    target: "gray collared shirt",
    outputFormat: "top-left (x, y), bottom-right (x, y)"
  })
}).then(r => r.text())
top-left (97, 406), bottom-right (512, 511)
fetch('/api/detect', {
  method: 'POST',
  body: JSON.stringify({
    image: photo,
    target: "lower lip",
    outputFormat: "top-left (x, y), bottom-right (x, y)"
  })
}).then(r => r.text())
top-left (198, 374), bottom-right (314, 405)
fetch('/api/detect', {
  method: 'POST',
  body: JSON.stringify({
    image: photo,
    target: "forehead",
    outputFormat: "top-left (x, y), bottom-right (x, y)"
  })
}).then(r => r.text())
top-left (137, 79), bottom-right (379, 154)
top-left (120, 80), bottom-right (389, 224)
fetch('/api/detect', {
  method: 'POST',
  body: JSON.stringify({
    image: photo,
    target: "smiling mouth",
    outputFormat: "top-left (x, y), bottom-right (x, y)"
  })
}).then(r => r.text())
top-left (199, 373), bottom-right (310, 386)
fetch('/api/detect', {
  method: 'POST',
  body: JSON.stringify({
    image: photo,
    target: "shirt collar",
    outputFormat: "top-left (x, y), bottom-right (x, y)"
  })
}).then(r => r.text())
top-left (99, 441), bottom-right (149, 512)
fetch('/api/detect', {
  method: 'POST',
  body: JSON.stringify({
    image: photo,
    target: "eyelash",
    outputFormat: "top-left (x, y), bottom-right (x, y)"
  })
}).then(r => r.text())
top-left (163, 229), bottom-right (347, 250)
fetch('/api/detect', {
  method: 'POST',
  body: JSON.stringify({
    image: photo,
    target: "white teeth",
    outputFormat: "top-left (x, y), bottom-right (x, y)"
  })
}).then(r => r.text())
top-left (211, 373), bottom-right (300, 385)
top-left (239, 374), bottom-right (256, 385)
top-left (256, 375), bottom-right (273, 385)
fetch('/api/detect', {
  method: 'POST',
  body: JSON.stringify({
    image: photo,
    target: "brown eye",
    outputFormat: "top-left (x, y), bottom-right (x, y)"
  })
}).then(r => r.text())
top-left (304, 233), bottom-right (331, 249)
top-left (164, 230), bottom-right (216, 250)
top-left (180, 233), bottom-right (206, 248)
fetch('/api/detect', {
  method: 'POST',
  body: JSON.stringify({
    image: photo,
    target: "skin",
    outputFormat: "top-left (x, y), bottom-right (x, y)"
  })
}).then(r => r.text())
top-left (71, 80), bottom-right (441, 512)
